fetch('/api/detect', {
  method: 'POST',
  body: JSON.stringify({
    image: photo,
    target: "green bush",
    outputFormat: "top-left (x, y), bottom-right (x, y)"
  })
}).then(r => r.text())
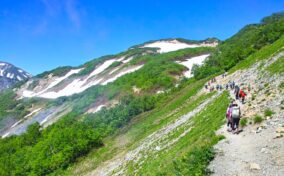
top-left (240, 118), bottom-right (248, 127)
top-left (108, 61), bottom-right (122, 69)
top-left (0, 114), bottom-right (103, 176)
top-left (36, 66), bottom-right (73, 78)
top-left (173, 146), bottom-right (215, 176)
top-left (254, 115), bottom-right (263, 124)
top-left (279, 82), bottom-right (284, 89)
top-left (264, 108), bottom-right (275, 117)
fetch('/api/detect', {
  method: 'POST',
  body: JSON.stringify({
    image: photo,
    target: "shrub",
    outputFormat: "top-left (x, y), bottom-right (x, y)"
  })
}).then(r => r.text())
top-left (279, 82), bottom-right (284, 89)
top-left (108, 61), bottom-right (122, 68)
top-left (253, 115), bottom-right (263, 124)
top-left (264, 108), bottom-right (275, 117)
top-left (240, 118), bottom-right (248, 127)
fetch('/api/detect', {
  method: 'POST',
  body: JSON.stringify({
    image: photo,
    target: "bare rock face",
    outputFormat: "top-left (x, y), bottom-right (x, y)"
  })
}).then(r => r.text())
top-left (0, 61), bottom-right (31, 91)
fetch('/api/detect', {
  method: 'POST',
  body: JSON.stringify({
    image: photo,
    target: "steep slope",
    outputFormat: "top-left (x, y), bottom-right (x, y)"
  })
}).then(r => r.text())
top-left (68, 35), bottom-right (284, 176)
top-left (0, 61), bottom-right (31, 91)
top-left (192, 12), bottom-right (284, 79)
top-left (208, 37), bottom-right (284, 176)
top-left (18, 39), bottom-right (217, 99)
top-left (0, 42), bottom-right (215, 139)
top-left (0, 46), bottom-right (216, 175)
top-left (64, 13), bottom-right (284, 176)
top-left (0, 12), bottom-right (283, 176)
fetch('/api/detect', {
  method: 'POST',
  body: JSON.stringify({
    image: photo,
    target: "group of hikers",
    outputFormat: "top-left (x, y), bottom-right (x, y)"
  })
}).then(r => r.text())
top-left (204, 78), bottom-right (223, 92)
top-left (204, 75), bottom-right (250, 134)
top-left (226, 82), bottom-right (249, 134)
top-left (228, 81), bottom-right (248, 104)
top-left (205, 79), bottom-right (248, 105)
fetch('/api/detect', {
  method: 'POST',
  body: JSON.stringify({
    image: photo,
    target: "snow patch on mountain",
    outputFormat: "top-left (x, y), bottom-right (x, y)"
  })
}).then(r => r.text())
top-left (38, 64), bottom-right (144, 99)
top-left (177, 54), bottom-right (210, 78)
top-left (88, 59), bottom-right (117, 78)
top-left (141, 40), bottom-right (217, 53)
top-left (0, 61), bottom-right (31, 91)
top-left (102, 65), bottom-right (143, 85)
top-left (22, 68), bottom-right (82, 98)
top-left (21, 56), bottom-right (144, 99)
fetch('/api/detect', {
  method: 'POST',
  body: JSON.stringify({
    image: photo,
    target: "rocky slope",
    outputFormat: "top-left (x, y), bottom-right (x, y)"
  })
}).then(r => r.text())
top-left (208, 51), bottom-right (284, 176)
top-left (0, 61), bottom-right (31, 91)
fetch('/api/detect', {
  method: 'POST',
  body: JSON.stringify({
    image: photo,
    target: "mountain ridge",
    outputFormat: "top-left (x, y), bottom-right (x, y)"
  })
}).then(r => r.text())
top-left (0, 61), bottom-right (31, 91)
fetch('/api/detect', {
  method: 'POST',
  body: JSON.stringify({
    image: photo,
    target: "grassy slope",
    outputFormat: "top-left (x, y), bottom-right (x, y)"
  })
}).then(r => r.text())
top-left (134, 92), bottom-right (229, 175)
top-left (66, 33), bottom-right (283, 175)
top-left (65, 78), bottom-right (213, 175)
top-left (229, 35), bottom-right (284, 73)
top-left (123, 34), bottom-right (284, 175)
top-left (266, 55), bottom-right (284, 74)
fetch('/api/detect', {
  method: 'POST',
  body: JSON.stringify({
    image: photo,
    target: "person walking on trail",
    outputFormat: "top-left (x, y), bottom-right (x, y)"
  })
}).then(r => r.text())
top-left (231, 102), bottom-right (241, 133)
top-left (231, 81), bottom-right (235, 90)
top-left (226, 102), bottom-right (234, 131)
top-left (205, 84), bottom-right (208, 90)
top-left (234, 85), bottom-right (240, 99)
top-left (239, 89), bottom-right (246, 104)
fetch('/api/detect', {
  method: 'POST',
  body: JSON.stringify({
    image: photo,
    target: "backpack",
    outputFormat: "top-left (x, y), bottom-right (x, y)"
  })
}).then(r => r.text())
top-left (231, 106), bottom-right (240, 119)
top-left (226, 107), bottom-right (232, 119)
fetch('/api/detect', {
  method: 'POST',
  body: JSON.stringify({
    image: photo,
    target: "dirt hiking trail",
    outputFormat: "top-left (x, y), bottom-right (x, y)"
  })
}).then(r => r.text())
top-left (209, 52), bottom-right (284, 176)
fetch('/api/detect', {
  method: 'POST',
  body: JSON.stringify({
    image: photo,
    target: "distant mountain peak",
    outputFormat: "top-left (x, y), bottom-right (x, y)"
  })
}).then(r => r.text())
top-left (0, 61), bottom-right (31, 91)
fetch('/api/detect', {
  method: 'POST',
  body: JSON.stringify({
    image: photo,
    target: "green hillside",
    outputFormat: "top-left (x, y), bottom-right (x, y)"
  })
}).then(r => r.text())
top-left (0, 12), bottom-right (283, 176)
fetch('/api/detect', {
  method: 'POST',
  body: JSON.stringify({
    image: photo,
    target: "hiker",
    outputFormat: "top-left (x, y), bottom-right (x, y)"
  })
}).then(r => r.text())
top-left (231, 102), bottom-right (241, 133)
top-left (239, 89), bottom-right (246, 104)
top-left (210, 86), bottom-right (214, 92)
top-left (226, 84), bottom-right (229, 90)
top-left (231, 81), bottom-right (235, 89)
top-left (226, 102), bottom-right (233, 131)
top-left (205, 84), bottom-right (208, 90)
top-left (234, 85), bottom-right (240, 99)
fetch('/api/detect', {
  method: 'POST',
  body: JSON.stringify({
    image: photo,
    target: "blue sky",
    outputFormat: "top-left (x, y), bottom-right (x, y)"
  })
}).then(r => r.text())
top-left (0, 0), bottom-right (283, 75)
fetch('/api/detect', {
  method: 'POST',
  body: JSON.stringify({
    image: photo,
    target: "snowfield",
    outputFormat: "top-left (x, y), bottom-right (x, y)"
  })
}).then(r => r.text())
top-left (141, 40), bottom-right (217, 53)
top-left (21, 52), bottom-right (208, 99)
top-left (177, 54), bottom-right (210, 78)
top-left (23, 68), bottom-right (83, 98)
top-left (22, 58), bottom-right (144, 99)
